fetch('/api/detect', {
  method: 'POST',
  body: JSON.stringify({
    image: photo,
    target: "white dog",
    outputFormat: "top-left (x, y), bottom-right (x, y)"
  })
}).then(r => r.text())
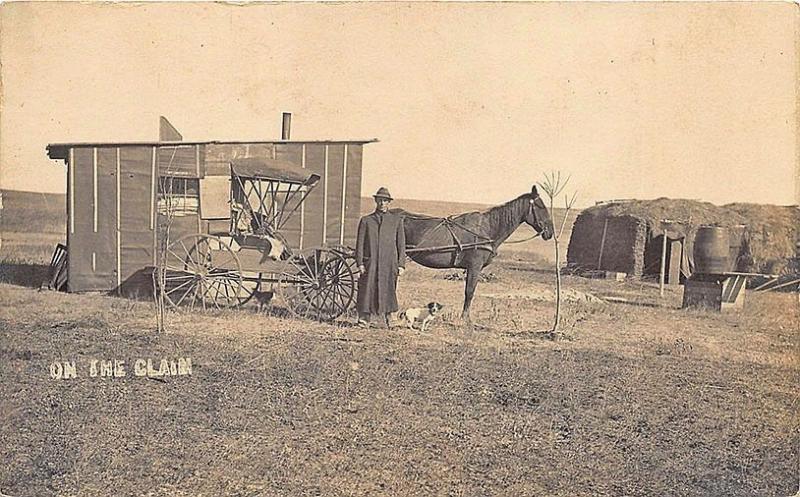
top-left (399, 302), bottom-right (444, 331)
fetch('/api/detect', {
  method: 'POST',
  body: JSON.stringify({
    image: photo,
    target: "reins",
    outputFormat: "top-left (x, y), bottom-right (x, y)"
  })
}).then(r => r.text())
top-left (501, 195), bottom-right (546, 244)
top-left (504, 232), bottom-right (542, 244)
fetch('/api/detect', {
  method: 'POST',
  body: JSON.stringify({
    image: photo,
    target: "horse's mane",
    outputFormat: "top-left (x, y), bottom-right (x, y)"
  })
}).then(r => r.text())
top-left (484, 193), bottom-right (530, 229)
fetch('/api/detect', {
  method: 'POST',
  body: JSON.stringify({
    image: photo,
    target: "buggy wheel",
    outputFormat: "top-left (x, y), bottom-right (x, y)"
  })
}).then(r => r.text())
top-left (161, 234), bottom-right (243, 310)
top-left (329, 245), bottom-right (359, 318)
top-left (278, 248), bottom-right (356, 321)
top-left (329, 245), bottom-right (359, 280)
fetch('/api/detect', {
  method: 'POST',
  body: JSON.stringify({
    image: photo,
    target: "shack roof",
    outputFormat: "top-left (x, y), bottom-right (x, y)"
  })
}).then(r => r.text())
top-left (583, 198), bottom-right (799, 233)
top-left (46, 139), bottom-right (378, 161)
top-left (585, 198), bottom-right (741, 230)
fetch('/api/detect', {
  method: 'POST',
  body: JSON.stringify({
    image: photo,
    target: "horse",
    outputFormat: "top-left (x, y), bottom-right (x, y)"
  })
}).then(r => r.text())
top-left (398, 185), bottom-right (553, 322)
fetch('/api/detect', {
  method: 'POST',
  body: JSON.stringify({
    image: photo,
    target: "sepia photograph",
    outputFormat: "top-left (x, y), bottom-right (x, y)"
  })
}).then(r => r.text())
top-left (0, 2), bottom-right (798, 495)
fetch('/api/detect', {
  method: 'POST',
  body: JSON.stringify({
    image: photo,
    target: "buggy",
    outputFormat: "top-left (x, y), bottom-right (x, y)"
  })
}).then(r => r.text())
top-left (159, 157), bottom-right (358, 320)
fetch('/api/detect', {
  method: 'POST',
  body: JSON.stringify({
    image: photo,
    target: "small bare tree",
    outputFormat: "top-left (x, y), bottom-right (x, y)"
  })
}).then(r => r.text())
top-left (153, 176), bottom-right (176, 333)
top-left (539, 172), bottom-right (578, 333)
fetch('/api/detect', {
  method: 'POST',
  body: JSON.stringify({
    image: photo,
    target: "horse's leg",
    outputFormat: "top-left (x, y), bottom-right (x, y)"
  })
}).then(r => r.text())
top-left (462, 262), bottom-right (481, 323)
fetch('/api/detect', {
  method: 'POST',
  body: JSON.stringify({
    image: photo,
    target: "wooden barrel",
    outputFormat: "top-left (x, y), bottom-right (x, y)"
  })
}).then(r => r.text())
top-left (693, 226), bottom-right (730, 274)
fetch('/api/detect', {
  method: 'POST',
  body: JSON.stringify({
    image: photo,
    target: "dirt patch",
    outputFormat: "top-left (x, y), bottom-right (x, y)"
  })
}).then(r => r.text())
top-left (482, 286), bottom-right (603, 303)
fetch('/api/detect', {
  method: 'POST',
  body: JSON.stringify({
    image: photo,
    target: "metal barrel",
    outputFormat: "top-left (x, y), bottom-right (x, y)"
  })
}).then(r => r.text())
top-left (693, 225), bottom-right (730, 274)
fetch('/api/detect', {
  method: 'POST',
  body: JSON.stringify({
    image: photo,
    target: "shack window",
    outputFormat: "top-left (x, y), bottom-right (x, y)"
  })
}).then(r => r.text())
top-left (157, 177), bottom-right (199, 216)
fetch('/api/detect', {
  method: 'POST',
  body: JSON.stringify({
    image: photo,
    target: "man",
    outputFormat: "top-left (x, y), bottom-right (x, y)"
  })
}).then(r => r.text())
top-left (355, 187), bottom-right (406, 328)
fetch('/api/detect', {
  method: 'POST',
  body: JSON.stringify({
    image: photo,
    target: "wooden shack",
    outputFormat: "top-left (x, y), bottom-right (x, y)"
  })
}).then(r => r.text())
top-left (47, 119), bottom-right (375, 293)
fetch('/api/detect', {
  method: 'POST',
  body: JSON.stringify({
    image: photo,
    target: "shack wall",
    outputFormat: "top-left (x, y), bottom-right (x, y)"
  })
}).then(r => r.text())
top-left (567, 213), bottom-right (647, 276)
top-left (67, 147), bottom-right (113, 291)
top-left (95, 148), bottom-right (119, 286)
top-left (201, 142), bottom-right (363, 249)
top-left (155, 144), bottom-right (204, 250)
top-left (63, 140), bottom-right (365, 293)
top-left (118, 146), bottom-right (157, 288)
top-left (67, 145), bottom-right (158, 292)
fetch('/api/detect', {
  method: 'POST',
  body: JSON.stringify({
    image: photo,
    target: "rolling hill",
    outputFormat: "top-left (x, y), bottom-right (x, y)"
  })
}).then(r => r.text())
top-left (1, 190), bottom-right (66, 234)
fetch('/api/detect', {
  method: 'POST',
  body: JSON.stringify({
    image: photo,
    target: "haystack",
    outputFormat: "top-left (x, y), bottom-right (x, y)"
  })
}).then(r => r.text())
top-left (566, 198), bottom-right (799, 278)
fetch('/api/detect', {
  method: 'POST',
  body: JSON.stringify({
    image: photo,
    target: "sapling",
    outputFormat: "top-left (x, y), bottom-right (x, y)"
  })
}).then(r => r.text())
top-left (539, 172), bottom-right (578, 333)
top-left (153, 176), bottom-right (176, 333)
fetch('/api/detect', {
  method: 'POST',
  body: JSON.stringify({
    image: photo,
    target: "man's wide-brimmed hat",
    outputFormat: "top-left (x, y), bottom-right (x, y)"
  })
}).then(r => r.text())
top-left (373, 187), bottom-right (393, 201)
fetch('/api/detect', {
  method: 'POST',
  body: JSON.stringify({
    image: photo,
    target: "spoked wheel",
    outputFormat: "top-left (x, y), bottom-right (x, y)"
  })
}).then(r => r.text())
top-left (161, 234), bottom-right (244, 310)
top-left (329, 245), bottom-right (360, 318)
top-left (278, 247), bottom-right (356, 321)
top-left (329, 245), bottom-right (359, 280)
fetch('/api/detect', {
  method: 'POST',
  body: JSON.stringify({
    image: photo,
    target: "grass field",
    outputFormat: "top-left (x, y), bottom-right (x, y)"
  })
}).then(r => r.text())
top-left (1, 190), bottom-right (67, 288)
top-left (0, 189), bottom-right (798, 496)
top-left (1, 266), bottom-right (798, 496)
top-left (1, 190), bottom-right (66, 236)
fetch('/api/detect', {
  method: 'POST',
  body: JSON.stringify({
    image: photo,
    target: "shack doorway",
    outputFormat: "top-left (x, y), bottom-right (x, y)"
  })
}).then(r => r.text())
top-left (644, 235), bottom-right (685, 284)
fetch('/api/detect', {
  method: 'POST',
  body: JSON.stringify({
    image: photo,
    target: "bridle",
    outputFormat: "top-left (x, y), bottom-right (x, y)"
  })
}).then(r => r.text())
top-left (504, 192), bottom-right (548, 245)
top-left (528, 192), bottom-right (548, 234)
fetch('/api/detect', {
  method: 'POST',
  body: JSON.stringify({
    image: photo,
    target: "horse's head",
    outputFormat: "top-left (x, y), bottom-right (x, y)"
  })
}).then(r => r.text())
top-left (526, 185), bottom-right (554, 240)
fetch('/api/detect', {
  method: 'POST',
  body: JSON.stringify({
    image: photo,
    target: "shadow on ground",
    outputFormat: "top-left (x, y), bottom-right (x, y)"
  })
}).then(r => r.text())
top-left (0, 262), bottom-right (49, 288)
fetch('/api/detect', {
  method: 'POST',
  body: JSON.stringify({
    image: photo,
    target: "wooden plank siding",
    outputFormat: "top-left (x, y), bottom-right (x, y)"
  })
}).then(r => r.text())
top-left (273, 143), bottom-right (304, 248)
top-left (59, 140), bottom-right (366, 293)
top-left (342, 145), bottom-right (363, 248)
top-left (94, 148), bottom-right (119, 287)
top-left (302, 144), bottom-right (327, 249)
top-left (157, 144), bottom-right (203, 178)
top-left (197, 142), bottom-right (362, 250)
top-left (67, 147), bottom-right (98, 291)
top-left (118, 147), bottom-right (156, 287)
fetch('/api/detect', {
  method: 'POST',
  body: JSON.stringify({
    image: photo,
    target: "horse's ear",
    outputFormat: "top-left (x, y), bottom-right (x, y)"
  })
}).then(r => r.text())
top-left (531, 185), bottom-right (539, 198)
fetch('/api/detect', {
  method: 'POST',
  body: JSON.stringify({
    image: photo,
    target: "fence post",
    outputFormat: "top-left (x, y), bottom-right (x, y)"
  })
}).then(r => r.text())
top-left (597, 219), bottom-right (609, 270)
top-left (660, 226), bottom-right (668, 297)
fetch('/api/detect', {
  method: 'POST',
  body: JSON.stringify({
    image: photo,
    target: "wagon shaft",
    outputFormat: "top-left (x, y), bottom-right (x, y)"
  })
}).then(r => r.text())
top-left (405, 241), bottom-right (494, 254)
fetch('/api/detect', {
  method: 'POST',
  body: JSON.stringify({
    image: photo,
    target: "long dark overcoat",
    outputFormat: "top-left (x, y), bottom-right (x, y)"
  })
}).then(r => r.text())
top-left (355, 210), bottom-right (406, 314)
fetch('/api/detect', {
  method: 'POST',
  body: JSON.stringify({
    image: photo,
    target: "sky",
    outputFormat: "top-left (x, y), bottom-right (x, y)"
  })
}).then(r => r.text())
top-left (0, 2), bottom-right (797, 207)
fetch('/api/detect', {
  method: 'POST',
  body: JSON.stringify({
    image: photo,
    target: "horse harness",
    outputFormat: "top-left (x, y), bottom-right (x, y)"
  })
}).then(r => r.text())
top-left (403, 195), bottom-right (544, 262)
top-left (404, 212), bottom-right (497, 263)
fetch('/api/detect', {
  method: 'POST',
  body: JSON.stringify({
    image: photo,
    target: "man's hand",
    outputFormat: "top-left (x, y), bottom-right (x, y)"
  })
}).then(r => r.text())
top-left (358, 265), bottom-right (366, 275)
top-left (398, 267), bottom-right (405, 276)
